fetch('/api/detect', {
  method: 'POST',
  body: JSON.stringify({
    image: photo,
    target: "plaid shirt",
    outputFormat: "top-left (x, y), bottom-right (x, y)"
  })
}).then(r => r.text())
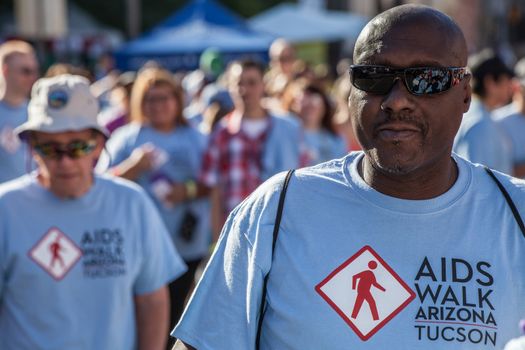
top-left (200, 115), bottom-right (270, 217)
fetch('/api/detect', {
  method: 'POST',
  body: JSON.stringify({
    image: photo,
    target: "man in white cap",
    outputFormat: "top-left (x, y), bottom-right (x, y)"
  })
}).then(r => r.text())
top-left (0, 74), bottom-right (186, 349)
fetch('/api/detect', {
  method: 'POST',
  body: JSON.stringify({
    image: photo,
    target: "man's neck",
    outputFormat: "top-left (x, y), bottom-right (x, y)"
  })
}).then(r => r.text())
top-left (38, 173), bottom-right (94, 200)
top-left (481, 95), bottom-right (502, 112)
top-left (1, 91), bottom-right (27, 108)
top-left (239, 104), bottom-right (267, 120)
top-left (360, 154), bottom-right (458, 200)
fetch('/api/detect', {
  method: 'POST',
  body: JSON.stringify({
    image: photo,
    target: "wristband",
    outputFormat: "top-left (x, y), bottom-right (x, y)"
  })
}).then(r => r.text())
top-left (185, 180), bottom-right (197, 200)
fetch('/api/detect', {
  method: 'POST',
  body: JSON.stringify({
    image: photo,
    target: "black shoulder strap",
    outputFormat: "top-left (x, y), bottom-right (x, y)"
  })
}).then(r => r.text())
top-left (484, 166), bottom-right (525, 239)
top-left (256, 169), bottom-right (295, 349)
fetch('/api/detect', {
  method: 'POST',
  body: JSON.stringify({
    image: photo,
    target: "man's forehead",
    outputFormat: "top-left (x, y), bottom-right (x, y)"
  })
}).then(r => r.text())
top-left (354, 20), bottom-right (464, 67)
top-left (231, 66), bottom-right (263, 80)
top-left (6, 52), bottom-right (37, 66)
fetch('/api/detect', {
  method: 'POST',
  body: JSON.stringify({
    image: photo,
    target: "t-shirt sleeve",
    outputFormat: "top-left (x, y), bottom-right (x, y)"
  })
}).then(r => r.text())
top-left (96, 127), bottom-right (135, 172)
top-left (457, 122), bottom-right (512, 174)
top-left (172, 174), bottom-right (285, 349)
top-left (0, 203), bottom-right (5, 301)
top-left (133, 192), bottom-right (187, 295)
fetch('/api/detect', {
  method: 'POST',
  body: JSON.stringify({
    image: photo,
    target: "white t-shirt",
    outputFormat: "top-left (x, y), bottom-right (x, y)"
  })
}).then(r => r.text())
top-left (241, 118), bottom-right (270, 139)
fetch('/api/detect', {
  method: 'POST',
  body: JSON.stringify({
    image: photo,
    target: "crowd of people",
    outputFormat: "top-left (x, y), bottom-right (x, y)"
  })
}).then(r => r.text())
top-left (0, 4), bottom-right (524, 350)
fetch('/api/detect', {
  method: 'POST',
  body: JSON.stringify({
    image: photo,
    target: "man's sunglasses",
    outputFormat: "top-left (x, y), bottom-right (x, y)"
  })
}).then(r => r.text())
top-left (32, 139), bottom-right (97, 160)
top-left (350, 65), bottom-right (468, 96)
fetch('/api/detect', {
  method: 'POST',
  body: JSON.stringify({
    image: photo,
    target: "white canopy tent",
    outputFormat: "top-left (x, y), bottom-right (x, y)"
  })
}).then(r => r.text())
top-left (248, 3), bottom-right (368, 44)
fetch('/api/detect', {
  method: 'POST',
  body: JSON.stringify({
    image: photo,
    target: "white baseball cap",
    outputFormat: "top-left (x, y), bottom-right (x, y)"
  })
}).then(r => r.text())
top-left (16, 74), bottom-right (109, 140)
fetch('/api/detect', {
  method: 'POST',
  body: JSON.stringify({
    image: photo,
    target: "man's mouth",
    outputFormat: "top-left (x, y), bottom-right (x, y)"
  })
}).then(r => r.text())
top-left (376, 122), bottom-right (422, 141)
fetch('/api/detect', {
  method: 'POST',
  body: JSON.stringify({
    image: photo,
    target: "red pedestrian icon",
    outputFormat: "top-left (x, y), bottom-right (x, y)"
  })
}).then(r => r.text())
top-left (316, 246), bottom-right (416, 340)
top-left (49, 236), bottom-right (65, 269)
top-left (351, 260), bottom-right (386, 321)
top-left (29, 227), bottom-right (82, 280)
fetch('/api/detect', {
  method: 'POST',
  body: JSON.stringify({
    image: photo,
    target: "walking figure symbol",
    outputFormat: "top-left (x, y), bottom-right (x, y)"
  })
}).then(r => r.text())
top-left (49, 236), bottom-right (65, 268)
top-left (351, 260), bottom-right (386, 320)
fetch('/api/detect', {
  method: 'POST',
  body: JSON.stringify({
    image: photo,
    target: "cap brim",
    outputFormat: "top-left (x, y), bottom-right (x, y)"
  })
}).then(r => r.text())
top-left (15, 118), bottom-right (109, 141)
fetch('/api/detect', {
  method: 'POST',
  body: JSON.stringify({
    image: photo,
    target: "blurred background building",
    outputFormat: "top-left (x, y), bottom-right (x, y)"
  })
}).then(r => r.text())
top-left (1, 0), bottom-right (525, 74)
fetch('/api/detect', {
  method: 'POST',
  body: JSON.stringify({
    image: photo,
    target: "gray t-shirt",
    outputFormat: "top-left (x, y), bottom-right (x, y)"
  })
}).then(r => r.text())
top-left (0, 100), bottom-right (29, 183)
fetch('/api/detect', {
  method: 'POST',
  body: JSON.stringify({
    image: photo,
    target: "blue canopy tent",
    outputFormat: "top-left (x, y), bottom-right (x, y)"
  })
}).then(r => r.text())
top-left (114, 0), bottom-right (275, 72)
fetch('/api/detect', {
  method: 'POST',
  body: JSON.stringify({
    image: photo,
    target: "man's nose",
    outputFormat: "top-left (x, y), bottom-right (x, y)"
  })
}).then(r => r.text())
top-left (380, 78), bottom-right (416, 114)
top-left (55, 152), bottom-right (77, 164)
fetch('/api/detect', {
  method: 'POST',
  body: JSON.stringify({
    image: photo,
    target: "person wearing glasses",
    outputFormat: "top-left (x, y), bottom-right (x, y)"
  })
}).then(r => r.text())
top-left (97, 68), bottom-right (211, 346)
top-left (173, 4), bottom-right (525, 350)
top-left (0, 40), bottom-right (39, 183)
top-left (0, 74), bottom-right (186, 350)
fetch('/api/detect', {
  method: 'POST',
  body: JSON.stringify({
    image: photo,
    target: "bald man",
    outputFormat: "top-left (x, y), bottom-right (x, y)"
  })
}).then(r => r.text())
top-left (264, 38), bottom-right (297, 97)
top-left (172, 5), bottom-right (525, 349)
top-left (0, 40), bottom-right (39, 183)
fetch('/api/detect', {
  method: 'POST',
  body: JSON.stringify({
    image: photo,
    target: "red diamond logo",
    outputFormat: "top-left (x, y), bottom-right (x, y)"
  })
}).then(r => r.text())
top-left (315, 245), bottom-right (415, 340)
top-left (28, 227), bottom-right (82, 281)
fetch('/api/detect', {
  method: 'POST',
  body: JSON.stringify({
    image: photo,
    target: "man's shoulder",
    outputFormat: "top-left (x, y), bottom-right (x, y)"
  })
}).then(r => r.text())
top-left (0, 100), bottom-right (28, 125)
top-left (270, 113), bottom-right (301, 131)
top-left (108, 122), bottom-right (142, 140)
top-left (492, 102), bottom-right (519, 121)
top-left (95, 174), bottom-right (151, 200)
top-left (295, 155), bottom-right (350, 181)
top-left (468, 161), bottom-right (525, 198)
top-left (237, 156), bottom-right (349, 214)
top-left (0, 175), bottom-right (33, 200)
top-left (495, 172), bottom-right (525, 197)
top-left (458, 110), bottom-right (501, 142)
top-left (227, 155), bottom-right (352, 246)
top-left (495, 111), bottom-right (525, 129)
top-left (0, 100), bottom-right (28, 113)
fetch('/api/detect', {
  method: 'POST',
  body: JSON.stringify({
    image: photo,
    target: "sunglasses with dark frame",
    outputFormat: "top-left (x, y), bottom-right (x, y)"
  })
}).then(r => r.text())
top-left (32, 139), bottom-right (98, 160)
top-left (350, 65), bottom-right (469, 96)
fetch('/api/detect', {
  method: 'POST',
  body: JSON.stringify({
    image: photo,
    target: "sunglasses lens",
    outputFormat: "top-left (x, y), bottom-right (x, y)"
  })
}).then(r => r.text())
top-left (405, 68), bottom-right (452, 95)
top-left (351, 66), bottom-right (396, 94)
top-left (34, 144), bottom-right (59, 158)
top-left (67, 141), bottom-right (96, 158)
top-left (34, 140), bottom-right (96, 159)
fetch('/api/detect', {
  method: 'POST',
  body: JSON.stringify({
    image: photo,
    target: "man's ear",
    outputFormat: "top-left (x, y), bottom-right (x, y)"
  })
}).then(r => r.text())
top-left (93, 133), bottom-right (106, 159)
top-left (1, 62), bottom-right (8, 79)
top-left (462, 74), bottom-right (472, 113)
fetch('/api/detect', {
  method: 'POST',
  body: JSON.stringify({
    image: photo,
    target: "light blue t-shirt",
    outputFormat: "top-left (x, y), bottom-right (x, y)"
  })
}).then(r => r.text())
top-left (261, 114), bottom-right (304, 181)
top-left (304, 129), bottom-right (347, 166)
top-left (174, 152), bottom-right (525, 349)
top-left (454, 98), bottom-right (513, 174)
top-left (0, 173), bottom-right (186, 350)
top-left (0, 100), bottom-right (29, 183)
top-left (493, 107), bottom-right (525, 168)
top-left (99, 123), bottom-right (210, 261)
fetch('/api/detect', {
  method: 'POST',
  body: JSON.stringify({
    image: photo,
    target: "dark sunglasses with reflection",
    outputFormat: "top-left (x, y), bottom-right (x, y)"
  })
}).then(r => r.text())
top-left (32, 139), bottom-right (97, 160)
top-left (350, 65), bottom-right (469, 96)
